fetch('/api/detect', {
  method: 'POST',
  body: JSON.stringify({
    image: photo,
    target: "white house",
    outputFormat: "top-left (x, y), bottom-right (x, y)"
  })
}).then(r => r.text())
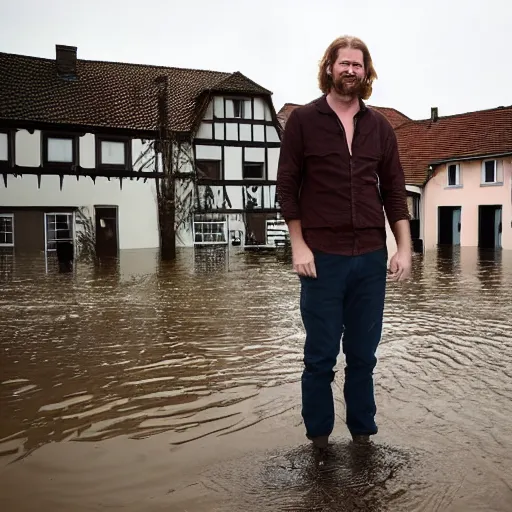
top-left (0, 45), bottom-right (285, 263)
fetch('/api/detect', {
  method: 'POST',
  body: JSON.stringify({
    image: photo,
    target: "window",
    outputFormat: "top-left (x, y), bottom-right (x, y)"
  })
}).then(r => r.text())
top-left (45, 213), bottom-right (73, 252)
top-left (0, 214), bottom-right (14, 247)
top-left (193, 221), bottom-right (227, 244)
top-left (96, 136), bottom-right (131, 169)
top-left (482, 160), bottom-right (498, 184)
top-left (43, 133), bottom-right (78, 165)
top-left (196, 160), bottom-right (221, 180)
top-left (0, 133), bottom-right (8, 162)
top-left (243, 162), bottom-right (264, 179)
top-left (447, 163), bottom-right (460, 186)
top-left (232, 99), bottom-right (244, 119)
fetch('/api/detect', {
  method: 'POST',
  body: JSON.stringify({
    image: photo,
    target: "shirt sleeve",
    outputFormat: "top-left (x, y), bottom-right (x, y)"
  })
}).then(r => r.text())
top-left (378, 126), bottom-right (411, 225)
top-left (276, 108), bottom-right (304, 221)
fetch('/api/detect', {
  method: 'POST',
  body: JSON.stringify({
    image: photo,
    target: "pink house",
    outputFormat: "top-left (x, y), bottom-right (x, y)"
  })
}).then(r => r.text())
top-left (396, 106), bottom-right (512, 250)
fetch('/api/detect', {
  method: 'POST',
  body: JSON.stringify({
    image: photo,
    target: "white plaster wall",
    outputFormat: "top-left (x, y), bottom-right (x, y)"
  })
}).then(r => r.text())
top-left (264, 103), bottom-right (272, 121)
top-left (16, 130), bottom-right (40, 166)
top-left (196, 123), bottom-right (213, 139)
top-left (0, 133), bottom-right (8, 161)
top-left (245, 147), bottom-right (264, 163)
top-left (225, 99), bottom-right (235, 118)
top-left (263, 185), bottom-right (277, 208)
top-left (253, 99), bottom-right (265, 120)
top-left (240, 124), bottom-right (251, 141)
top-left (214, 97), bottom-right (225, 118)
top-left (243, 100), bottom-right (252, 120)
top-left (224, 147), bottom-right (242, 179)
top-left (226, 123), bottom-right (238, 141)
top-left (253, 125), bottom-right (265, 142)
top-left (214, 123), bottom-right (225, 140)
top-left (267, 148), bottom-right (280, 181)
top-left (80, 134), bottom-right (95, 168)
top-left (195, 145), bottom-right (221, 161)
top-left (225, 186), bottom-right (243, 209)
top-left (266, 126), bottom-right (280, 143)
top-left (1, 174), bottom-right (159, 249)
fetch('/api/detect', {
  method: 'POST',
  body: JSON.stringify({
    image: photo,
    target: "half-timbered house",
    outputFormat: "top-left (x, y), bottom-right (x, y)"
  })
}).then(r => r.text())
top-left (0, 45), bottom-right (285, 264)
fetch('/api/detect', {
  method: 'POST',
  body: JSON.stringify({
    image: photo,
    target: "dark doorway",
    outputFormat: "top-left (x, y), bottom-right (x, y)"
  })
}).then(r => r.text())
top-left (438, 206), bottom-right (461, 246)
top-left (478, 205), bottom-right (502, 249)
top-left (245, 213), bottom-right (267, 245)
top-left (95, 206), bottom-right (118, 258)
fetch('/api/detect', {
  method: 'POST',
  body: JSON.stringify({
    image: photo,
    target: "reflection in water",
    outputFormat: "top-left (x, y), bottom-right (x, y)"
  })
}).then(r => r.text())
top-left (1, 246), bottom-right (512, 510)
top-left (226, 442), bottom-right (413, 511)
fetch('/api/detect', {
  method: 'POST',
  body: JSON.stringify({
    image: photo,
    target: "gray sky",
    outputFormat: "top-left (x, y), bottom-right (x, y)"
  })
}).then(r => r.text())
top-left (1, 0), bottom-right (509, 120)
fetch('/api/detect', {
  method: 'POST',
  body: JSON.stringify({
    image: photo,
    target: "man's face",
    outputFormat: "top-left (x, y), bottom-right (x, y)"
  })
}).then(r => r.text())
top-left (330, 48), bottom-right (366, 97)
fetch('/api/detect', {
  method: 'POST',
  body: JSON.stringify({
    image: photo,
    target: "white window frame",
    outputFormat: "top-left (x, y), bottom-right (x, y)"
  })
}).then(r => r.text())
top-left (481, 159), bottom-right (499, 184)
top-left (447, 163), bottom-right (460, 187)
top-left (193, 220), bottom-right (227, 245)
top-left (44, 212), bottom-right (76, 253)
top-left (0, 213), bottom-right (14, 247)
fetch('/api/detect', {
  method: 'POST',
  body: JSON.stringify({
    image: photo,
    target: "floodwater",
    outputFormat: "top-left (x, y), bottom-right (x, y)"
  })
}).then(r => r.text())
top-left (1, 246), bottom-right (512, 511)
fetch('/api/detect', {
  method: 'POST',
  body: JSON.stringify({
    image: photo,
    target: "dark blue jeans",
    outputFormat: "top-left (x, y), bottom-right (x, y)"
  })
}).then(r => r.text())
top-left (299, 247), bottom-right (387, 438)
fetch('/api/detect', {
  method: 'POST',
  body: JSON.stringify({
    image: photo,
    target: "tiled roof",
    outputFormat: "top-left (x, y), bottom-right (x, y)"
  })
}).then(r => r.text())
top-left (395, 106), bottom-right (512, 185)
top-left (276, 101), bottom-right (512, 186)
top-left (367, 106), bottom-right (411, 129)
top-left (0, 51), bottom-right (273, 133)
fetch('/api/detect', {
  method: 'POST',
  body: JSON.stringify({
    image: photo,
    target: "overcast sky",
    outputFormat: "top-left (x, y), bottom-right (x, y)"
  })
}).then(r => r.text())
top-left (1, 0), bottom-right (509, 120)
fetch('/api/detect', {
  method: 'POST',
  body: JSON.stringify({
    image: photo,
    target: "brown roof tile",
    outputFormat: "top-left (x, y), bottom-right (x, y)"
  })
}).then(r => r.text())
top-left (0, 51), bottom-right (273, 133)
top-left (395, 106), bottom-right (512, 185)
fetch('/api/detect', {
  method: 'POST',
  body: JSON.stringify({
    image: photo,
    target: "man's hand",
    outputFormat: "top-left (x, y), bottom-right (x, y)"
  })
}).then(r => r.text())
top-left (388, 248), bottom-right (412, 281)
top-left (292, 243), bottom-right (317, 278)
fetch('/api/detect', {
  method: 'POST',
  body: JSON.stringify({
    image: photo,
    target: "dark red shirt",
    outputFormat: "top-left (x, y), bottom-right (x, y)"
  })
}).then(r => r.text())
top-left (276, 95), bottom-right (410, 256)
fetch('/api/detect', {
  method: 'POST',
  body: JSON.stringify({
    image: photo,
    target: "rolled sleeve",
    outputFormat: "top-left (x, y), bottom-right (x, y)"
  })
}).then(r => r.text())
top-left (276, 109), bottom-right (303, 221)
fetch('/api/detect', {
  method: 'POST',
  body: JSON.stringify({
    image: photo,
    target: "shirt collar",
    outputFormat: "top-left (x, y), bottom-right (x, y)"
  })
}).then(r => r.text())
top-left (315, 94), bottom-right (367, 116)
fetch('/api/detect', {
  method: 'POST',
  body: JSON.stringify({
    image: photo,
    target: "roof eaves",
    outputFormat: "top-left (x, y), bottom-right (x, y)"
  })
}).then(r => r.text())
top-left (429, 150), bottom-right (512, 166)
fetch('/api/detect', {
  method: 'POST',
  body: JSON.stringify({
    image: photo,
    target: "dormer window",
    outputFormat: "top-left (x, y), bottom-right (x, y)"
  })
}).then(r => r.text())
top-left (233, 99), bottom-right (244, 118)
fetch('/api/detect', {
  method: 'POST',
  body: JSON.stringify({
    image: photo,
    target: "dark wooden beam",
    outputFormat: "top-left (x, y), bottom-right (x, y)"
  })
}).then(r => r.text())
top-left (4, 166), bottom-right (161, 180)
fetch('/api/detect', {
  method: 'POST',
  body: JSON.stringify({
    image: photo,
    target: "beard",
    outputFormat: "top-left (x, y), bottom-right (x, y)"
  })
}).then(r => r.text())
top-left (332, 73), bottom-right (365, 97)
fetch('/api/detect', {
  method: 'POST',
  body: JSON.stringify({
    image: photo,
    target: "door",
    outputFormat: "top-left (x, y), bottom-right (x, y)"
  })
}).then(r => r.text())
top-left (495, 207), bottom-right (502, 248)
top-left (452, 208), bottom-right (461, 245)
top-left (478, 205), bottom-right (502, 249)
top-left (95, 206), bottom-right (118, 258)
top-left (245, 213), bottom-right (267, 245)
top-left (438, 206), bottom-right (461, 246)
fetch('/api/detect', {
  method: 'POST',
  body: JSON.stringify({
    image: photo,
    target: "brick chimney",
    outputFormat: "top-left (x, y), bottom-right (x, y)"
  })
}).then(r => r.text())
top-left (56, 45), bottom-right (77, 80)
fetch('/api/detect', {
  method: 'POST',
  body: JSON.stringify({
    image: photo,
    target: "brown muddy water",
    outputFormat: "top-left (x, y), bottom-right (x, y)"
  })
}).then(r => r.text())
top-left (1, 246), bottom-right (512, 512)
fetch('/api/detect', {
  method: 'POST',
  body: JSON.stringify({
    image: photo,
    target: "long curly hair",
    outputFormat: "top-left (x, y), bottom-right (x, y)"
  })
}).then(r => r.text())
top-left (318, 36), bottom-right (378, 100)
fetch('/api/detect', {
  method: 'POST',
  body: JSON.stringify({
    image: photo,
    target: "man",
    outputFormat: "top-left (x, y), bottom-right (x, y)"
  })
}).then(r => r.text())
top-left (276, 35), bottom-right (412, 449)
